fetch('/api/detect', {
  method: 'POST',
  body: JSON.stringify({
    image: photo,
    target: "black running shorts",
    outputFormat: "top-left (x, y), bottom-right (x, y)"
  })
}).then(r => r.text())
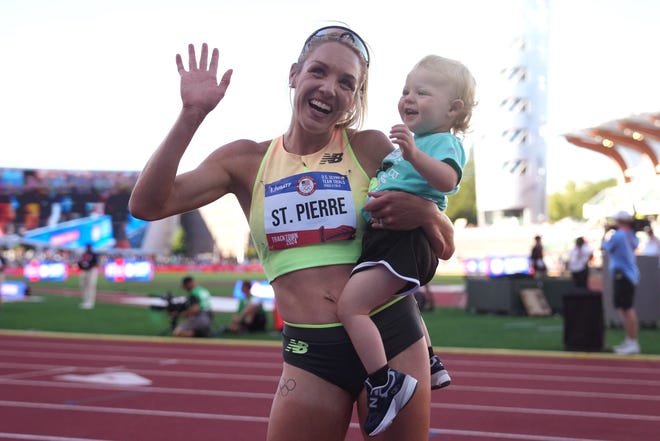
top-left (281, 295), bottom-right (424, 399)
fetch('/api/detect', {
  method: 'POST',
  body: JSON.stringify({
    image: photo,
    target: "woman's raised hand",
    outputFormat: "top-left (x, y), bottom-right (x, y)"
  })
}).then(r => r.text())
top-left (175, 43), bottom-right (233, 115)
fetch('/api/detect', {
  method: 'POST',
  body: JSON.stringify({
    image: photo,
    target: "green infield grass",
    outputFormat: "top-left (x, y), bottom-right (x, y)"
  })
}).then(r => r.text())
top-left (1, 272), bottom-right (658, 354)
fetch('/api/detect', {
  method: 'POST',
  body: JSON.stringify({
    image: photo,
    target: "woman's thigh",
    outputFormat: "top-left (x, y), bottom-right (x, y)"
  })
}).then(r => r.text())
top-left (356, 337), bottom-right (431, 441)
top-left (267, 363), bottom-right (355, 441)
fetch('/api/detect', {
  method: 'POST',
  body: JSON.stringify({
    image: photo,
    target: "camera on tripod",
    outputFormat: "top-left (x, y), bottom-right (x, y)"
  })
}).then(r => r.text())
top-left (150, 291), bottom-right (190, 315)
top-left (604, 215), bottom-right (652, 233)
top-left (150, 291), bottom-right (190, 335)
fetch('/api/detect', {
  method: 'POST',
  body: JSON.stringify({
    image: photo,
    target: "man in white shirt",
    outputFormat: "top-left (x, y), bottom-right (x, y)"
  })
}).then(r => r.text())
top-left (567, 236), bottom-right (593, 288)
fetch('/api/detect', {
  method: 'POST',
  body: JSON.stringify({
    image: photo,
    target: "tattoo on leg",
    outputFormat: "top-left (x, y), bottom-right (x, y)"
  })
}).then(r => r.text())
top-left (278, 377), bottom-right (297, 397)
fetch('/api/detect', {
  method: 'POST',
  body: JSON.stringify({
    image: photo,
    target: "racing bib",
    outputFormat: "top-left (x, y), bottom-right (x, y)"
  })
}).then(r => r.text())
top-left (264, 171), bottom-right (357, 250)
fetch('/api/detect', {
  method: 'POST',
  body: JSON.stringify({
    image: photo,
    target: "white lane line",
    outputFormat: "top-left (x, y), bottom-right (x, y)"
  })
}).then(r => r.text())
top-left (0, 400), bottom-right (270, 423)
top-left (0, 433), bottom-right (115, 441)
top-left (0, 378), bottom-right (274, 399)
top-left (459, 371), bottom-right (660, 387)
top-left (0, 349), bottom-right (282, 369)
top-left (432, 402), bottom-right (660, 422)
top-left (0, 339), bottom-right (281, 359)
top-left (427, 427), bottom-right (615, 441)
top-left (452, 384), bottom-right (660, 401)
top-left (0, 362), bottom-right (281, 383)
top-left (0, 366), bottom-right (77, 380)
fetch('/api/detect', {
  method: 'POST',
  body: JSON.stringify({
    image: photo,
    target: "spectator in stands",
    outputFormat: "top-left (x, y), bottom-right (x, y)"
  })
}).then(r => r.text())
top-left (77, 243), bottom-right (99, 310)
top-left (173, 276), bottom-right (213, 337)
top-left (69, 187), bottom-right (89, 219)
top-left (0, 188), bottom-right (16, 235)
top-left (37, 185), bottom-right (55, 228)
top-left (15, 187), bottom-right (41, 232)
top-left (221, 280), bottom-right (267, 334)
top-left (104, 184), bottom-right (132, 248)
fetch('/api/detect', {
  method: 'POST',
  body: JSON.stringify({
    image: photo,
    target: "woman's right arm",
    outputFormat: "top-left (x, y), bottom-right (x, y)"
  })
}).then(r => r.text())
top-left (129, 43), bottom-right (234, 221)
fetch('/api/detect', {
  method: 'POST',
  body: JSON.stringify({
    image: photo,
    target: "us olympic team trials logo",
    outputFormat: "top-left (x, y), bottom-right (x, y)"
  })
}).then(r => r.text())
top-left (296, 175), bottom-right (317, 196)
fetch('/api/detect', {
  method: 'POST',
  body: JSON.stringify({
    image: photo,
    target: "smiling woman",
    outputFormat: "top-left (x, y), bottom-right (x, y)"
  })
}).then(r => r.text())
top-left (127, 20), bottom-right (456, 439)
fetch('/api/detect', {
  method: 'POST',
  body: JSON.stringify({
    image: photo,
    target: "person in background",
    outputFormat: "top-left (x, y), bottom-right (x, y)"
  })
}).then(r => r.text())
top-left (128, 25), bottom-right (455, 441)
top-left (222, 280), bottom-right (267, 334)
top-left (567, 236), bottom-right (593, 289)
top-left (0, 189), bottom-right (16, 235)
top-left (530, 235), bottom-right (547, 278)
top-left (602, 211), bottom-right (640, 355)
top-left (641, 227), bottom-right (660, 261)
top-left (414, 284), bottom-right (435, 312)
top-left (336, 54), bottom-right (473, 435)
top-left (77, 243), bottom-right (99, 310)
top-left (174, 276), bottom-right (213, 337)
top-left (0, 249), bottom-right (7, 310)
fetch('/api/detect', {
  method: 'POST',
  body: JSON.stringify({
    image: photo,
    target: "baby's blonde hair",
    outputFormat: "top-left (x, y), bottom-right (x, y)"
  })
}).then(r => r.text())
top-left (415, 55), bottom-right (477, 135)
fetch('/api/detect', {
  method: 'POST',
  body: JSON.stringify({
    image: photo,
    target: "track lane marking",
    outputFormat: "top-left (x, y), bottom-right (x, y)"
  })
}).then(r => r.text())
top-left (0, 400), bottom-right (270, 423)
top-left (0, 433), bottom-right (114, 441)
top-left (431, 402), bottom-right (660, 422)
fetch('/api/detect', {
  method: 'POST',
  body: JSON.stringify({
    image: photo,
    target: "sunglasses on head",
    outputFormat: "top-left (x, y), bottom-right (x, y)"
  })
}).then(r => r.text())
top-left (302, 25), bottom-right (370, 67)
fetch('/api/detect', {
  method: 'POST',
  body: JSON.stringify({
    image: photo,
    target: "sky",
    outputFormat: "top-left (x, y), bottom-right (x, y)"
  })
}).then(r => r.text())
top-left (1, 0), bottom-right (658, 192)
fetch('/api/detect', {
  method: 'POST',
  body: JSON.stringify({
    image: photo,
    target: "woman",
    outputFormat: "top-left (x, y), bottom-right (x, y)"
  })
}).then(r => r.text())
top-left (129, 26), bottom-right (454, 440)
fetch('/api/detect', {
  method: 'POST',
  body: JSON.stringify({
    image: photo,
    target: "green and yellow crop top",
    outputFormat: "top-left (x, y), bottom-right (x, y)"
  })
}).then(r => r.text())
top-left (249, 128), bottom-right (370, 281)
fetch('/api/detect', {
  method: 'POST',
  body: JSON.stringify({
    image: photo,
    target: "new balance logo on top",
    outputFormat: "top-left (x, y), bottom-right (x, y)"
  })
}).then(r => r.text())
top-left (285, 339), bottom-right (309, 354)
top-left (320, 153), bottom-right (343, 164)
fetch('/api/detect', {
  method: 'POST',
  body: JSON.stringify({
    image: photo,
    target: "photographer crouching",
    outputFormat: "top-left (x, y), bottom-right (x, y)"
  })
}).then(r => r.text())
top-left (172, 276), bottom-right (213, 338)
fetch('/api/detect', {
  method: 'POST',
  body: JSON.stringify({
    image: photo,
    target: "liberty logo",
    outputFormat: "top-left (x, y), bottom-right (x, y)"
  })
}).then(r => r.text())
top-left (285, 339), bottom-right (309, 354)
top-left (320, 153), bottom-right (343, 164)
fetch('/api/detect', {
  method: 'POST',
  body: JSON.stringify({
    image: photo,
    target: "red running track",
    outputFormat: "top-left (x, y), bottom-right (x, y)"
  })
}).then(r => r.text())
top-left (0, 331), bottom-right (659, 441)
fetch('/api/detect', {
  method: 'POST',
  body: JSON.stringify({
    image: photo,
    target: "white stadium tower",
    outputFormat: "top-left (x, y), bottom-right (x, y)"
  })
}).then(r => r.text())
top-left (473, 0), bottom-right (549, 226)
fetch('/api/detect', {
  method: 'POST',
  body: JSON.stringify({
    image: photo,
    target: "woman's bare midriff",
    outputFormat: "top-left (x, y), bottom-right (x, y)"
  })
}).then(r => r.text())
top-left (271, 264), bottom-right (353, 325)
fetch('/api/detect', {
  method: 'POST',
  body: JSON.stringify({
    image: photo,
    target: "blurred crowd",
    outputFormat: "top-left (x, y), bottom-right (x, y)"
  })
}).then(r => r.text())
top-left (0, 168), bottom-right (137, 237)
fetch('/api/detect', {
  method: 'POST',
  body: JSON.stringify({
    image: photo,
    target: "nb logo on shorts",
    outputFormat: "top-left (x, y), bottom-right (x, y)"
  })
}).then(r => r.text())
top-left (285, 339), bottom-right (309, 354)
top-left (320, 153), bottom-right (343, 164)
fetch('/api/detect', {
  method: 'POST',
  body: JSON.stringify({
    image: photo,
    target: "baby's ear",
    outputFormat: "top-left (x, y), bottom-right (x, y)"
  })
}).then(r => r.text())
top-left (450, 99), bottom-right (465, 113)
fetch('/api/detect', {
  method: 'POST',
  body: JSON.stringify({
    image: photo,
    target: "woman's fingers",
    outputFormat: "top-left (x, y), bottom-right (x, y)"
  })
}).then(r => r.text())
top-left (187, 43), bottom-right (197, 71)
top-left (199, 43), bottom-right (208, 70)
top-left (178, 43), bottom-right (219, 75)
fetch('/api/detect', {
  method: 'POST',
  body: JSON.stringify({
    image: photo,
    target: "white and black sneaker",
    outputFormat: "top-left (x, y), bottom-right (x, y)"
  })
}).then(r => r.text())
top-left (364, 368), bottom-right (418, 437)
top-left (430, 354), bottom-right (451, 390)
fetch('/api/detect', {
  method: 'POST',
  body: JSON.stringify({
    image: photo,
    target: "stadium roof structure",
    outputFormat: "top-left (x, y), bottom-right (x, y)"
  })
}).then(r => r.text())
top-left (563, 111), bottom-right (660, 183)
top-left (563, 111), bottom-right (660, 220)
top-left (582, 176), bottom-right (660, 219)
